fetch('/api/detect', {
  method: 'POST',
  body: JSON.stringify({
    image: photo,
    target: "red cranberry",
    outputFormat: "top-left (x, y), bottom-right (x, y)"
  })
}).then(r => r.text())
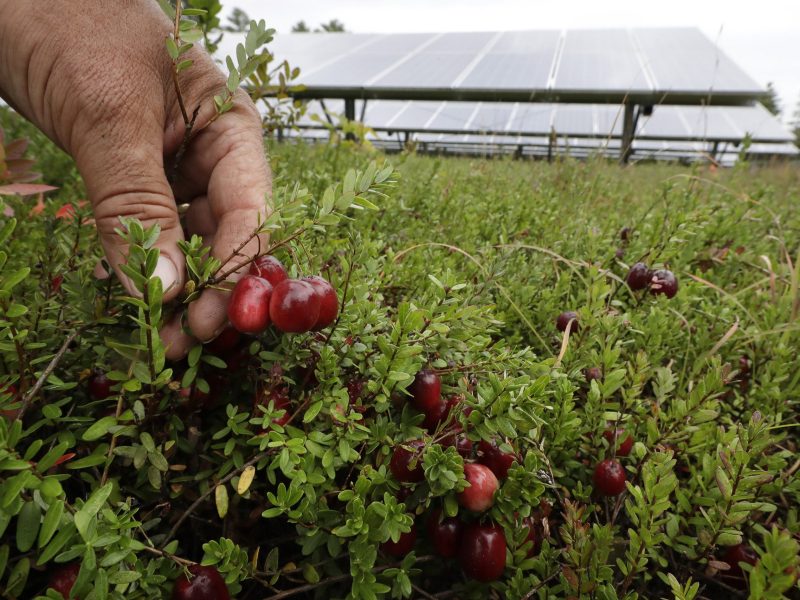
top-left (248, 254), bottom-right (288, 287)
top-left (48, 563), bottom-right (81, 599)
top-left (603, 428), bottom-right (634, 457)
top-left (458, 463), bottom-right (498, 512)
top-left (269, 279), bottom-right (320, 333)
top-left (477, 439), bottom-right (517, 479)
top-left (227, 275), bottom-right (273, 334)
top-left (256, 386), bottom-right (291, 428)
top-left (303, 276), bottom-right (339, 330)
top-left (422, 399), bottom-right (448, 431)
top-left (390, 440), bottom-right (425, 483)
top-left (409, 370), bottom-right (441, 414)
top-left (88, 371), bottom-right (113, 400)
top-left (426, 508), bottom-right (462, 558)
top-left (205, 326), bottom-right (242, 356)
top-left (649, 269), bottom-right (678, 299)
top-left (626, 262), bottom-right (651, 291)
top-left (51, 274), bottom-right (64, 292)
top-left (441, 431), bottom-right (473, 458)
top-left (458, 522), bottom-right (507, 582)
top-left (619, 227), bottom-right (630, 241)
top-left (172, 564), bottom-right (230, 600)
top-left (584, 367), bottom-right (603, 382)
top-left (722, 543), bottom-right (758, 578)
top-left (381, 526), bottom-right (417, 557)
top-left (593, 459), bottom-right (627, 496)
top-left (555, 311), bottom-right (579, 333)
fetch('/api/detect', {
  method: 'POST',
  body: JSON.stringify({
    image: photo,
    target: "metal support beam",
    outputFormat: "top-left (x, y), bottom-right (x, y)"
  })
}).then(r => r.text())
top-left (344, 98), bottom-right (356, 141)
top-left (620, 102), bottom-right (636, 164)
top-left (359, 99), bottom-right (368, 122)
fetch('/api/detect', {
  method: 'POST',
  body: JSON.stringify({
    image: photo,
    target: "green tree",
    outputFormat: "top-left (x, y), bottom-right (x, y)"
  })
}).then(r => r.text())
top-left (223, 7), bottom-right (250, 33)
top-left (291, 20), bottom-right (310, 33)
top-left (317, 19), bottom-right (346, 32)
top-left (761, 82), bottom-right (781, 116)
top-left (791, 97), bottom-right (800, 148)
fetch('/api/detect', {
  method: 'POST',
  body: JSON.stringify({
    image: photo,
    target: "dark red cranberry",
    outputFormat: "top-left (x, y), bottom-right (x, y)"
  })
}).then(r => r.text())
top-left (249, 254), bottom-right (288, 287)
top-left (172, 564), bottom-right (230, 600)
top-left (584, 367), bottom-right (603, 382)
top-left (51, 274), bottom-right (64, 292)
top-left (593, 459), bottom-right (627, 496)
top-left (603, 428), bottom-right (634, 457)
top-left (269, 279), bottom-right (320, 333)
top-left (88, 371), bottom-right (113, 400)
top-left (422, 399), bottom-right (448, 431)
top-left (390, 440), bottom-right (425, 483)
top-left (409, 370), bottom-right (441, 414)
top-left (619, 227), bottom-right (630, 241)
top-left (441, 431), bottom-right (473, 458)
top-left (381, 525), bottom-right (417, 557)
top-left (256, 386), bottom-right (291, 428)
top-left (477, 439), bottom-right (517, 479)
top-left (626, 262), bottom-right (651, 291)
top-left (722, 543), bottom-right (758, 578)
top-left (555, 311), bottom-right (579, 333)
top-left (522, 516), bottom-right (542, 557)
top-left (426, 508), bottom-right (462, 558)
top-left (205, 326), bottom-right (241, 356)
top-left (649, 269), bottom-right (678, 299)
top-left (303, 276), bottom-right (339, 330)
top-left (48, 563), bottom-right (81, 599)
top-left (227, 275), bottom-right (273, 334)
top-left (458, 522), bottom-right (507, 582)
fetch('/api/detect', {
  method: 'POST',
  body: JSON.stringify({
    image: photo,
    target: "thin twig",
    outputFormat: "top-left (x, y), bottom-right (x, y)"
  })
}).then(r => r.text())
top-left (18, 326), bottom-right (84, 419)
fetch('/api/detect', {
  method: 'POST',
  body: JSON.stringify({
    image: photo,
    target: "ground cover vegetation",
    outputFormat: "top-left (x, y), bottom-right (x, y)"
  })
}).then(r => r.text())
top-left (0, 4), bottom-right (798, 599)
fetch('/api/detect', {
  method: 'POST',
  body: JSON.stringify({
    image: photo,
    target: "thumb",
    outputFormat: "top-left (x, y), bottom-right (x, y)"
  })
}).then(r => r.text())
top-left (75, 123), bottom-right (186, 301)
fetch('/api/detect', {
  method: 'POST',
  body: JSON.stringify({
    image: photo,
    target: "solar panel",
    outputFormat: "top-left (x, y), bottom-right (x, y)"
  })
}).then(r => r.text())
top-left (234, 28), bottom-right (766, 104)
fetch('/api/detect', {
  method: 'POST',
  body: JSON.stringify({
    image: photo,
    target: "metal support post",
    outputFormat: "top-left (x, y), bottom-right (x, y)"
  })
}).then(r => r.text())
top-left (620, 102), bottom-right (635, 164)
top-left (344, 98), bottom-right (356, 141)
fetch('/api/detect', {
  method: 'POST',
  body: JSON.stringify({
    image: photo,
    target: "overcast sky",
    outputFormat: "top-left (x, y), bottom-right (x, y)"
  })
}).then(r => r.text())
top-left (228, 0), bottom-right (800, 121)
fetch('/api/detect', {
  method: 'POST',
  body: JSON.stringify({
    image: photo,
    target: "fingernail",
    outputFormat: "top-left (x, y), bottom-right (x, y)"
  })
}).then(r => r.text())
top-left (154, 256), bottom-right (179, 293)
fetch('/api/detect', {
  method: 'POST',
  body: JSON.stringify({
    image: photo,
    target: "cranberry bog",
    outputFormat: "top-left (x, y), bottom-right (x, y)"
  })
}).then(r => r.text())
top-left (1, 110), bottom-right (799, 599)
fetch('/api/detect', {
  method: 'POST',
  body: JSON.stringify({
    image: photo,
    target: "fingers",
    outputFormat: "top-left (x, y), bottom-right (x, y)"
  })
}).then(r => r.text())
top-left (182, 99), bottom-right (272, 341)
top-left (75, 112), bottom-right (186, 302)
top-left (160, 311), bottom-right (196, 362)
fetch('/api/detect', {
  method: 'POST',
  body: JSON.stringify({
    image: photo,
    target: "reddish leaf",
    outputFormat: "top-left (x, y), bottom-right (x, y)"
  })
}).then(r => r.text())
top-left (0, 183), bottom-right (58, 196)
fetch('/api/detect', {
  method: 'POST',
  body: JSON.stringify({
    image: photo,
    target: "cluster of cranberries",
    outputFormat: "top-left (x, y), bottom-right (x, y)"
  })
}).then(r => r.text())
top-left (626, 262), bottom-right (679, 298)
top-left (48, 563), bottom-right (230, 600)
top-left (227, 255), bottom-right (338, 335)
top-left (382, 370), bottom-right (524, 581)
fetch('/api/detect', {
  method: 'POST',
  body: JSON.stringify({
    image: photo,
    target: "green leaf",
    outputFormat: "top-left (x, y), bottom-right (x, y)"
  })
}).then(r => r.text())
top-left (82, 416), bottom-right (117, 441)
top-left (38, 500), bottom-right (64, 548)
top-left (15, 501), bottom-right (40, 552)
top-left (215, 484), bottom-right (229, 518)
top-left (166, 37), bottom-right (179, 60)
top-left (5, 556), bottom-right (29, 596)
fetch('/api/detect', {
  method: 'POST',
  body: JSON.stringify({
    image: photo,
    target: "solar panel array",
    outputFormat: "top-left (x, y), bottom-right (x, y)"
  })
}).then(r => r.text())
top-left (217, 28), bottom-right (797, 162)
top-left (262, 29), bottom-right (764, 104)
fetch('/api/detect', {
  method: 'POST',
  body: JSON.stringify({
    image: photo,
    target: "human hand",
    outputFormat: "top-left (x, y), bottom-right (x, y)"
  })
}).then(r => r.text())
top-left (0, 0), bottom-right (270, 359)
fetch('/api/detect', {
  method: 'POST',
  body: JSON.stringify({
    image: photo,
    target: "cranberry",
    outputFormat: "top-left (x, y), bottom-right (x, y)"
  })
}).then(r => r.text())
top-left (458, 463), bottom-right (498, 512)
top-left (593, 459), bottom-right (627, 496)
top-left (390, 440), bottom-right (425, 483)
top-left (409, 370), bottom-right (441, 414)
top-left (51, 274), bottom-right (64, 292)
top-left (626, 262), bottom-right (651, 291)
top-left (458, 522), bottom-right (507, 582)
top-left (584, 367), bottom-right (603, 382)
top-left (248, 254), bottom-right (288, 287)
top-left (426, 508), bottom-right (462, 558)
top-left (381, 525), bottom-right (417, 557)
top-left (256, 386), bottom-right (291, 428)
top-left (205, 326), bottom-right (241, 356)
top-left (227, 275), bottom-right (273, 334)
top-left (441, 431), bottom-right (473, 458)
top-left (477, 439), bottom-right (517, 479)
top-left (88, 371), bottom-right (113, 400)
top-left (603, 428), bottom-right (634, 457)
top-left (555, 311), bottom-right (579, 333)
top-left (48, 563), bottom-right (81, 599)
top-left (303, 276), bottom-right (339, 330)
top-left (269, 279), bottom-right (320, 333)
top-left (422, 398), bottom-right (448, 431)
top-left (619, 227), bottom-right (630, 241)
top-left (649, 269), bottom-right (678, 299)
top-left (172, 564), bottom-right (230, 600)
top-left (722, 543), bottom-right (758, 578)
